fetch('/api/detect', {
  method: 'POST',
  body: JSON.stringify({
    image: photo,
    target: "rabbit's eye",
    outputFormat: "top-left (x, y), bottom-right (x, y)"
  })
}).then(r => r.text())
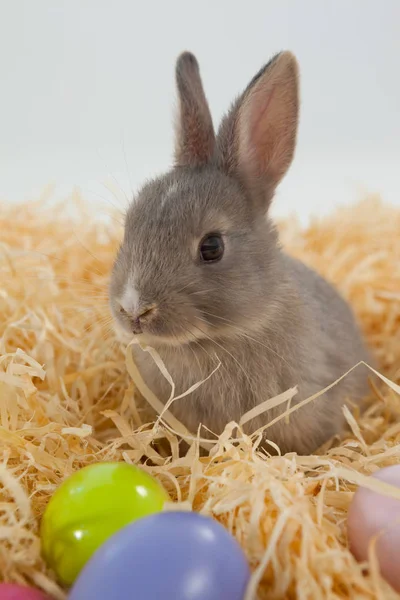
top-left (199, 234), bottom-right (224, 263)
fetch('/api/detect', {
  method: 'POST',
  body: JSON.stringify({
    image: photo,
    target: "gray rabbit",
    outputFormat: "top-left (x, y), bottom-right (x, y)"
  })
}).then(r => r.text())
top-left (109, 51), bottom-right (372, 454)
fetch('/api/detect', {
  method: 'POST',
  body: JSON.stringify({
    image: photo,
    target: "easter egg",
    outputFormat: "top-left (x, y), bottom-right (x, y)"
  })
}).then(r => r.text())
top-left (0, 584), bottom-right (50, 600)
top-left (70, 511), bottom-right (250, 600)
top-left (348, 465), bottom-right (400, 591)
top-left (40, 461), bottom-right (169, 585)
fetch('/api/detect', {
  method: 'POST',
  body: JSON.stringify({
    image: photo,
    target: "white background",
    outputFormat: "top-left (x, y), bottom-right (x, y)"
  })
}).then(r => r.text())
top-left (1, 0), bottom-right (399, 223)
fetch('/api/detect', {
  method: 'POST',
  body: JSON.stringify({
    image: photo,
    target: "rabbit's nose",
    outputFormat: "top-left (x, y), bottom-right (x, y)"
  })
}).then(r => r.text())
top-left (132, 305), bottom-right (156, 334)
top-left (119, 304), bottom-right (156, 335)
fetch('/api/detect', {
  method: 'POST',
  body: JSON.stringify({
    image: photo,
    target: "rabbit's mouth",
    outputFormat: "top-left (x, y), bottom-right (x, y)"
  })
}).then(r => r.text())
top-left (111, 305), bottom-right (216, 348)
top-left (129, 320), bottom-right (217, 349)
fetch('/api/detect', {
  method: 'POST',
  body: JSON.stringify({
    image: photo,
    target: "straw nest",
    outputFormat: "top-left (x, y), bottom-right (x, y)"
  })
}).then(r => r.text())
top-left (0, 192), bottom-right (400, 599)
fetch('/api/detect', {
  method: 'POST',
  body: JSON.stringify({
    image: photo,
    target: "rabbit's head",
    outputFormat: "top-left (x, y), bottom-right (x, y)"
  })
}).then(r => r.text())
top-left (110, 51), bottom-right (299, 347)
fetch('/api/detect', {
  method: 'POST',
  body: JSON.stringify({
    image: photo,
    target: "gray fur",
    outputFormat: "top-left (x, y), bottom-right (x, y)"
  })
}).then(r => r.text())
top-left (109, 51), bottom-right (372, 454)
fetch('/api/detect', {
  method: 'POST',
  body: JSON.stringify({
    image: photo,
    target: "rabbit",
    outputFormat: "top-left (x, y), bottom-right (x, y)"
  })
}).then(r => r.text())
top-left (109, 50), bottom-right (372, 455)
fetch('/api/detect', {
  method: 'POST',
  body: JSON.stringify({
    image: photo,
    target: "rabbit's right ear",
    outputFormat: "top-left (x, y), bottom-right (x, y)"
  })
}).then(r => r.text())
top-left (218, 52), bottom-right (299, 210)
top-left (174, 52), bottom-right (215, 167)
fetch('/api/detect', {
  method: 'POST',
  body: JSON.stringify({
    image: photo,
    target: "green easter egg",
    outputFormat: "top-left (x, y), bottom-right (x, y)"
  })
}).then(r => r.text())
top-left (40, 462), bottom-right (169, 586)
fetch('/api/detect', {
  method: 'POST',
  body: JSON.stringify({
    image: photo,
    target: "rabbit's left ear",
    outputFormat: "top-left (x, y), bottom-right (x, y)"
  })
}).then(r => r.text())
top-left (174, 52), bottom-right (215, 167)
top-left (218, 52), bottom-right (299, 208)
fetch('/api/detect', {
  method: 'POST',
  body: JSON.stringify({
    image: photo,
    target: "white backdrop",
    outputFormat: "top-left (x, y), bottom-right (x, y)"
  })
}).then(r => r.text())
top-left (1, 0), bottom-right (399, 223)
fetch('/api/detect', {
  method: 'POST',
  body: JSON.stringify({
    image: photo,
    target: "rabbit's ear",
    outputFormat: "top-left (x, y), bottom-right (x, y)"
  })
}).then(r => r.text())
top-left (174, 52), bottom-right (215, 167)
top-left (218, 52), bottom-right (299, 208)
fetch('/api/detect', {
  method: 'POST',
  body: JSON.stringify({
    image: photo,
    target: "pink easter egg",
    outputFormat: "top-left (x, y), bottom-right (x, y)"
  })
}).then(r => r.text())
top-left (0, 584), bottom-right (50, 600)
top-left (348, 464), bottom-right (400, 591)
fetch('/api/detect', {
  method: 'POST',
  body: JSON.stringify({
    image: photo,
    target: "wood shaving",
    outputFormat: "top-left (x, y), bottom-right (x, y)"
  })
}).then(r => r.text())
top-left (0, 193), bottom-right (399, 599)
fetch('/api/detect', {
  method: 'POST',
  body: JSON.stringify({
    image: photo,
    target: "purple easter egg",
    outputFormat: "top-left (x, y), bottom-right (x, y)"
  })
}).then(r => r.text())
top-left (0, 584), bottom-right (50, 600)
top-left (69, 511), bottom-right (250, 600)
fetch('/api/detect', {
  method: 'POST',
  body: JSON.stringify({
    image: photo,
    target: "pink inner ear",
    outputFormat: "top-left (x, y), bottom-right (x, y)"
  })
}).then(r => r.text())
top-left (251, 88), bottom-right (275, 142)
top-left (245, 88), bottom-right (276, 177)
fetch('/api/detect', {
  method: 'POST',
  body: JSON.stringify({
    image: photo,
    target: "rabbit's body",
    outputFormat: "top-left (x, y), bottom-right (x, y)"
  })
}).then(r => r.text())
top-left (130, 246), bottom-right (369, 454)
top-left (110, 52), bottom-right (372, 454)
